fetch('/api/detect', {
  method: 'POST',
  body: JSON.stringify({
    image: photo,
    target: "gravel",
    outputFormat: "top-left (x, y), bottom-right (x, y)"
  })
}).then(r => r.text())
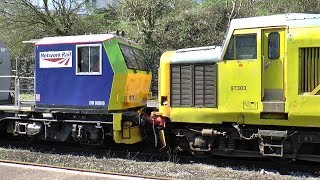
top-left (0, 147), bottom-right (317, 180)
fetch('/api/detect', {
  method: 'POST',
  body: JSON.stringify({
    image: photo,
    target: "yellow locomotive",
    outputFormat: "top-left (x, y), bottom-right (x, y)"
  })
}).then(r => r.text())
top-left (155, 13), bottom-right (320, 161)
top-left (3, 13), bottom-right (320, 162)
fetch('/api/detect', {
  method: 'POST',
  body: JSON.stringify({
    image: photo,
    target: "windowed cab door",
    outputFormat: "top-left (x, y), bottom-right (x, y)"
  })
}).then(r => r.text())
top-left (261, 29), bottom-right (286, 114)
top-left (219, 29), bottom-right (262, 117)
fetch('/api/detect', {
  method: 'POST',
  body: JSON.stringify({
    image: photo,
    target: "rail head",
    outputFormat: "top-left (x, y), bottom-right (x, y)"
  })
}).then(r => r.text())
top-left (0, 159), bottom-right (172, 180)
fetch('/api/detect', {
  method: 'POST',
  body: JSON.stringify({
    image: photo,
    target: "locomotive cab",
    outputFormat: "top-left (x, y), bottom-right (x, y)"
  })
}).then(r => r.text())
top-left (35, 34), bottom-right (151, 112)
top-left (32, 34), bottom-right (152, 144)
top-left (157, 13), bottom-right (320, 161)
top-left (160, 13), bottom-right (320, 126)
top-left (0, 34), bottom-right (151, 146)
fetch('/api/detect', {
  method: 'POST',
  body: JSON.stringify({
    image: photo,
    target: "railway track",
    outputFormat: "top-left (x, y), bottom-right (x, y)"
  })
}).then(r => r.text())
top-left (0, 137), bottom-right (319, 178)
top-left (0, 159), bottom-right (171, 180)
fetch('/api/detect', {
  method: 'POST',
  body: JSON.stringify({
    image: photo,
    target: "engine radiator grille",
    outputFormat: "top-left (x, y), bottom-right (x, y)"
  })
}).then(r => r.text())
top-left (170, 64), bottom-right (217, 107)
top-left (299, 47), bottom-right (320, 93)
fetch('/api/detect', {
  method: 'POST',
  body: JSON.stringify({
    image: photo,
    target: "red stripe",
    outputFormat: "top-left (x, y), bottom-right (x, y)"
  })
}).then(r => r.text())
top-left (42, 58), bottom-right (65, 62)
top-left (58, 59), bottom-right (67, 64)
top-left (64, 58), bottom-right (70, 66)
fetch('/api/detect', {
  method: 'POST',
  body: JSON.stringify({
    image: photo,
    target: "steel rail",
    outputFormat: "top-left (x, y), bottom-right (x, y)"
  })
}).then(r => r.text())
top-left (0, 159), bottom-right (173, 180)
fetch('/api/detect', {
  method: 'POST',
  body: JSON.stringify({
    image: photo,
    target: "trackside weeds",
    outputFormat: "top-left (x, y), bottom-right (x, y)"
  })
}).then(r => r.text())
top-left (0, 147), bottom-right (316, 180)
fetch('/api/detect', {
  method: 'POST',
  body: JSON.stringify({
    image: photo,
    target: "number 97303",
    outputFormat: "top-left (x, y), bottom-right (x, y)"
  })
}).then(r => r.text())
top-left (231, 86), bottom-right (247, 91)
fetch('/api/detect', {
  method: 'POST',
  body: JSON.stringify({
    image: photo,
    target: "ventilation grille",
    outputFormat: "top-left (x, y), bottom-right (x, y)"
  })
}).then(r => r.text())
top-left (171, 64), bottom-right (217, 107)
top-left (299, 48), bottom-right (320, 93)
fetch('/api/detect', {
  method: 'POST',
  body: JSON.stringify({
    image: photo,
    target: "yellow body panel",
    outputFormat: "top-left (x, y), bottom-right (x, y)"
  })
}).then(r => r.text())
top-left (124, 71), bottom-right (152, 108)
top-left (113, 126), bottom-right (142, 144)
top-left (108, 74), bottom-right (127, 110)
top-left (287, 27), bottom-right (320, 118)
top-left (159, 26), bottom-right (320, 128)
top-left (109, 71), bottom-right (151, 110)
top-left (113, 114), bottom-right (143, 144)
top-left (158, 51), bottom-right (175, 117)
top-left (113, 113), bottom-right (122, 131)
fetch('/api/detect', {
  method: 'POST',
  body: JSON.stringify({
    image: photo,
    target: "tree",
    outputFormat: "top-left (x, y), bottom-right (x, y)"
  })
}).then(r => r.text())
top-left (0, 0), bottom-right (86, 36)
top-left (0, 0), bottom-right (118, 57)
top-left (117, 0), bottom-right (174, 44)
top-left (255, 0), bottom-right (320, 15)
top-left (0, 0), bottom-right (118, 84)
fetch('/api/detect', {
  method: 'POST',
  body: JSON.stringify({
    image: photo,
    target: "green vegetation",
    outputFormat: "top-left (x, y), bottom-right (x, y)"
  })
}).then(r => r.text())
top-left (0, 0), bottom-right (320, 94)
top-left (19, 94), bottom-right (34, 101)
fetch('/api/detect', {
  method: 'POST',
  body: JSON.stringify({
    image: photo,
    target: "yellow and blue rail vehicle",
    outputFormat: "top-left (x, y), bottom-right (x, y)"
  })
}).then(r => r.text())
top-left (0, 34), bottom-right (151, 145)
top-left (155, 14), bottom-right (320, 161)
top-left (2, 13), bottom-right (320, 162)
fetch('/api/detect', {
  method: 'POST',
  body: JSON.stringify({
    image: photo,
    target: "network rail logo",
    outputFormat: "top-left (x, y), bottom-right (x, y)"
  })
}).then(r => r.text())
top-left (39, 51), bottom-right (72, 68)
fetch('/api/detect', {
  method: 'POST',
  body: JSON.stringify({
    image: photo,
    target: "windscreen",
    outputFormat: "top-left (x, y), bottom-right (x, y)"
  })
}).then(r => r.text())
top-left (119, 44), bottom-right (148, 71)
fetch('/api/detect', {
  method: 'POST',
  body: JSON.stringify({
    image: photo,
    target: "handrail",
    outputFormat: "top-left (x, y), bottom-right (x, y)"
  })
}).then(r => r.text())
top-left (0, 90), bottom-right (15, 93)
top-left (19, 77), bottom-right (34, 79)
top-left (0, 75), bottom-right (35, 110)
top-left (0, 75), bottom-right (17, 78)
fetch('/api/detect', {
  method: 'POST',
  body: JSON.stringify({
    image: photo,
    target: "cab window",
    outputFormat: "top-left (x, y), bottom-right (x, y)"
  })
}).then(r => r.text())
top-left (119, 44), bottom-right (139, 70)
top-left (133, 48), bottom-right (148, 71)
top-left (119, 44), bottom-right (148, 71)
top-left (224, 34), bottom-right (257, 60)
top-left (268, 32), bottom-right (280, 59)
top-left (77, 44), bottom-right (102, 75)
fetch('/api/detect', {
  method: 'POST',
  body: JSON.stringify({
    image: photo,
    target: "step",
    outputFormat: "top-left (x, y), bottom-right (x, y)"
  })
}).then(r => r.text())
top-left (262, 101), bottom-right (285, 113)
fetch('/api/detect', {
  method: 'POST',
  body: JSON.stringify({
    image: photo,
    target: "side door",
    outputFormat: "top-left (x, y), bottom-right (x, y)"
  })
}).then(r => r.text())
top-left (219, 29), bottom-right (262, 112)
top-left (261, 29), bottom-right (286, 112)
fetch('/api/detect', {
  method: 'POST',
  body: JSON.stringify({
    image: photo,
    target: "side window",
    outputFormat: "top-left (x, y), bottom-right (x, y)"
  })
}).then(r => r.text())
top-left (224, 36), bottom-right (234, 60)
top-left (268, 32), bottom-right (280, 59)
top-left (77, 44), bottom-right (101, 75)
top-left (236, 34), bottom-right (257, 59)
top-left (224, 34), bottom-right (257, 60)
top-left (119, 44), bottom-right (148, 71)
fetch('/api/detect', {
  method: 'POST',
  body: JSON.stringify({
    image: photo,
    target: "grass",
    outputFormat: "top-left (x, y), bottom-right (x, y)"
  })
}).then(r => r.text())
top-left (0, 147), bottom-right (316, 180)
top-left (19, 94), bottom-right (34, 101)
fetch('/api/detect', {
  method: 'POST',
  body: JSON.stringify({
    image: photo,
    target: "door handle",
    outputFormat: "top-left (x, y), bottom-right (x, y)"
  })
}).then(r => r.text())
top-left (262, 55), bottom-right (270, 69)
top-left (264, 61), bottom-right (271, 69)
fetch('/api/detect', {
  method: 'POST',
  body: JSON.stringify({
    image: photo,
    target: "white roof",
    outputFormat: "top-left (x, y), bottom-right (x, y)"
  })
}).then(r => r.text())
top-left (220, 13), bottom-right (320, 60)
top-left (172, 46), bottom-right (222, 64)
top-left (229, 13), bottom-right (320, 30)
top-left (36, 34), bottom-right (115, 45)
